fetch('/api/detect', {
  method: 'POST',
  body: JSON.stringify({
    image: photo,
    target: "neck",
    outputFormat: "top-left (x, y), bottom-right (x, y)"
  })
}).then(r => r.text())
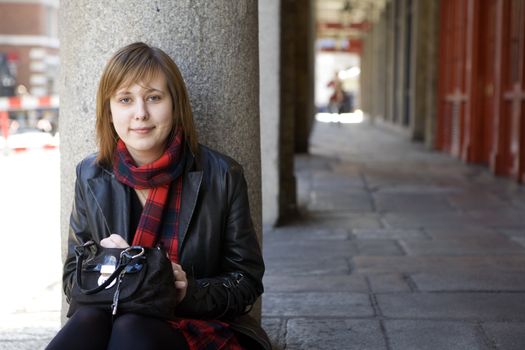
top-left (135, 188), bottom-right (149, 206)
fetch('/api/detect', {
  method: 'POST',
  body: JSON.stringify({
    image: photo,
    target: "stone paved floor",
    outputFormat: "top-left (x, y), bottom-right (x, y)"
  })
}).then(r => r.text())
top-left (3, 120), bottom-right (525, 349)
top-left (261, 120), bottom-right (525, 350)
top-left (0, 150), bottom-right (61, 350)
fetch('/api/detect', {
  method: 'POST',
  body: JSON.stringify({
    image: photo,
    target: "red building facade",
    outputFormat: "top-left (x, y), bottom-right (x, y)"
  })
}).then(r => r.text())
top-left (362, 0), bottom-right (525, 184)
top-left (0, 0), bottom-right (59, 97)
top-left (437, 0), bottom-right (525, 182)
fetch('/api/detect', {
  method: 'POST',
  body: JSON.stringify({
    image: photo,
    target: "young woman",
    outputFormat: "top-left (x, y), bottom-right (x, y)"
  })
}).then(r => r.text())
top-left (46, 42), bottom-right (270, 350)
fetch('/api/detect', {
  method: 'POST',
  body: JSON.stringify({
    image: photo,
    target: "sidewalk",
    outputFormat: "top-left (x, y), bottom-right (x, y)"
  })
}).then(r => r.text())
top-left (0, 150), bottom-right (61, 350)
top-left (261, 120), bottom-right (525, 350)
top-left (2, 121), bottom-right (525, 349)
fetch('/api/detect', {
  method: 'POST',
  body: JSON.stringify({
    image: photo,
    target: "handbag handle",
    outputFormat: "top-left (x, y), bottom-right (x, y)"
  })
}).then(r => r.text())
top-left (75, 241), bottom-right (145, 295)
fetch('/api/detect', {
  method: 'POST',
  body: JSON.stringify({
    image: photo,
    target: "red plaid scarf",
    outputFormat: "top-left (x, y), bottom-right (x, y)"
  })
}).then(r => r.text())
top-left (113, 129), bottom-right (243, 350)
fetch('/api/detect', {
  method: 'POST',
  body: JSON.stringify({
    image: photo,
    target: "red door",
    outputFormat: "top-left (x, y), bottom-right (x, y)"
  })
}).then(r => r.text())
top-left (437, 0), bottom-right (470, 157)
top-left (491, 0), bottom-right (525, 181)
top-left (465, 0), bottom-right (497, 164)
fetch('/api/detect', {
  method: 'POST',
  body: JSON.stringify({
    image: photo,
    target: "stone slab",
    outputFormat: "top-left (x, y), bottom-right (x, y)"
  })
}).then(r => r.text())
top-left (411, 271), bottom-right (525, 292)
top-left (310, 173), bottom-right (366, 190)
top-left (498, 229), bottom-right (525, 248)
top-left (0, 339), bottom-right (53, 350)
top-left (447, 192), bottom-right (510, 211)
top-left (263, 240), bottom-right (358, 259)
top-left (362, 170), bottom-right (451, 190)
top-left (262, 292), bottom-right (373, 317)
top-left (261, 317), bottom-right (286, 350)
top-left (286, 319), bottom-right (387, 350)
top-left (0, 312), bottom-right (60, 332)
top-left (307, 191), bottom-right (374, 212)
top-left (367, 273), bottom-right (412, 293)
top-left (482, 322), bottom-right (525, 350)
top-left (263, 274), bottom-right (368, 293)
top-left (385, 320), bottom-right (490, 350)
top-left (353, 256), bottom-right (525, 274)
top-left (467, 210), bottom-right (525, 228)
top-left (352, 228), bottom-right (428, 240)
top-left (0, 328), bottom-right (56, 350)
top-left (265, 256), bottom-right (351, 276)
top-left (265, 227), bottom-right (350, 241)
top-left (356, 239), bottom-right (405, 256)
top-left (374, 194), bottom-right (455, 212)
top-left (377, 293), bottom-right (525, 321)
top-left (302, 212), bottom-right (383, 230)
top-left (511, 237), bottom-right (525, 248)
top-left (510, 196), bottom-right (525, 210)
top-left (331, 162), bottom-right (364, 174)
top-left (424, 227), bottom-right (505, 239)
top-left (498, 228), bottom-right (525, 237)
top-left (294, 153), bottom-right (337, 172)
top-left (383, 212), bottom-right (479, 229)
top-left (399, 237), bottom-right (525, 256)
top-left (373, 184), bottom-right (462, 195)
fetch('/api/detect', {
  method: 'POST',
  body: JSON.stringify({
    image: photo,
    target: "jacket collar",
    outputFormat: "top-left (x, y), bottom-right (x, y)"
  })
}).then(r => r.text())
top-left (178, 142), bottom-right (203, 249)
top-left (86, 142), bottom-right (203, 250)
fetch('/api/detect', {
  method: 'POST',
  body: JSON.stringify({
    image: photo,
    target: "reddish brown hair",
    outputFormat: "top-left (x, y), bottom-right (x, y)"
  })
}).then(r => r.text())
top-left (95, 42), bottom-right (198, 166)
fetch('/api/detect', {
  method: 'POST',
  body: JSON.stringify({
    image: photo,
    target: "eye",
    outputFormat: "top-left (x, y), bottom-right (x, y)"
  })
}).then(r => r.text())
top-left (119, 97), bottom-right (131, 104)
top-left (147, 95), bottom-right (161, 102)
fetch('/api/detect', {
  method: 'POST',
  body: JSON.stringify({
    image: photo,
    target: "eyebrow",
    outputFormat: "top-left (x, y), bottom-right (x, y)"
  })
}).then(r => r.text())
top-left (114, 87), bottom-right (165, 96)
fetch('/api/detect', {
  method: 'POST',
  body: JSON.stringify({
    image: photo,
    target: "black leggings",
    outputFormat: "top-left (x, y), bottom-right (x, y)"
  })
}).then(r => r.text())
top-left (46, 308), bottom-right (189, 350)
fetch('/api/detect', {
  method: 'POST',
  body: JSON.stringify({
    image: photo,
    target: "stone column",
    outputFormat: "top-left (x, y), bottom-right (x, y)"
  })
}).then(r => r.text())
top-left (372, 13), bottom-right (387, 120)
top-left (293, 0), bottom-right (315, 154)
top-left (410, 0), bottom-right (428, 141)
top-left (385, 2), bottom-right (396, 123)
top-left (361, 32), bottom-right (374, 118)
top-left (424, 0), bottom-right (440, 149)
top-left (393, 0), bottom-right (408, 127)
top-left (259, 0), bottom-right (281, 227)
top-left (59, 0), bottom-right (261, 317)
top-left (278, 0), bottom-right (300, 220)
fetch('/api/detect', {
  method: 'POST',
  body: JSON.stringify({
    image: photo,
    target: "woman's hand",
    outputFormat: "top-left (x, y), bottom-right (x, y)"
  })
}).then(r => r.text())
top-left (171, 262), bottom-right (187, 303)
top-left (100, 234), bottom-right (130, 248)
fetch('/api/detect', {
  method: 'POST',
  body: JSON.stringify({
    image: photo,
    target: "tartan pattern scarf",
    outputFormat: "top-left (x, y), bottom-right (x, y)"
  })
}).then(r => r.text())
top-left (113, 129), bottom-right (186, 259)
top-left (112, 130), bottom-right (243, 350)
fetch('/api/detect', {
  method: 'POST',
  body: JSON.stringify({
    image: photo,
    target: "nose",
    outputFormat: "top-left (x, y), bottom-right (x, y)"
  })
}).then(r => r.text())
top-left (134, 100), bottom-right (149, 121)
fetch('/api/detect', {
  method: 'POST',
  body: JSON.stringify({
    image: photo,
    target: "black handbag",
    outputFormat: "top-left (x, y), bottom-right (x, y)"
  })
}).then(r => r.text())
top-left (67, 240), bottom-right (178, 320)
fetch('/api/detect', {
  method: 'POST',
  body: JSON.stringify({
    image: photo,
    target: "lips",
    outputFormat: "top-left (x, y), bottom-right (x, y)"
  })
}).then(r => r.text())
top-left (130, 126), bottom-right (155, 134)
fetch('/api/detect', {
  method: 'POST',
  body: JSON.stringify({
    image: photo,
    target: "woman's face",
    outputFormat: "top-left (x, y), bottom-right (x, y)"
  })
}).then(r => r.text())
top-left (110, 73), bottom-right (174, 166)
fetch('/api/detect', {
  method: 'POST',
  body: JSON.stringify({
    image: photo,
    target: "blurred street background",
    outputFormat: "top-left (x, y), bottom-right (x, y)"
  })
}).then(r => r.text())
top-left (2, 0), bottom-right (525, 349)
top-left (0, 149), bottom-right (60, 348)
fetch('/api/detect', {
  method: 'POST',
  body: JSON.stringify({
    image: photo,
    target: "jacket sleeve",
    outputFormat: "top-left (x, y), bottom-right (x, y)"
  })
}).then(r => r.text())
top-left (62, 160), bottom-right (94, 301)
top-left (174, 163), bottom-right (265, 320)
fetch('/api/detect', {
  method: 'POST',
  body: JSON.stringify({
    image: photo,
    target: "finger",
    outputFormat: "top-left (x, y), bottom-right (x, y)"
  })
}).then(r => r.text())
top-left (175, 281), bottom-right (187, 289)
top-left (172, 266), bottom-right (184, 274)
top-left (173, 269), bottom-right (187, 279)
top-left (109, 234), bottom-right (129, 248)
top-left (100, 237), bottom-right (118, 248)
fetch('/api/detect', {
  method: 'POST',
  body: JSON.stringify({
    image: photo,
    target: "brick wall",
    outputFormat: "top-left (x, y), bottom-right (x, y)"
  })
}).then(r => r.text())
top-left (0, 2), bottom-right (59, 96)
top-left (0, 3), bottom-right (46, 36)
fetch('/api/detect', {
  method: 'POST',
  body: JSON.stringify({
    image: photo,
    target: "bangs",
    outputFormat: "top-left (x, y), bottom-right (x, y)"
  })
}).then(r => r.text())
top-left (110, 59), bottom-right (163, 95)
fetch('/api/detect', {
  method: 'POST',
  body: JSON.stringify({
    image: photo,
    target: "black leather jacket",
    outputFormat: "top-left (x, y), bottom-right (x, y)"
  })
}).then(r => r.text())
top-left (63, 144), bottom-right (271, 350)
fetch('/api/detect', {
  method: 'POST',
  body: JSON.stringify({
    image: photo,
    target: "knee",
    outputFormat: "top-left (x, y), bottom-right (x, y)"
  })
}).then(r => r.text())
top-left (111, 313), bottom-right (144, 334)
top-left (69, 307), bottom-right (111, 325)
